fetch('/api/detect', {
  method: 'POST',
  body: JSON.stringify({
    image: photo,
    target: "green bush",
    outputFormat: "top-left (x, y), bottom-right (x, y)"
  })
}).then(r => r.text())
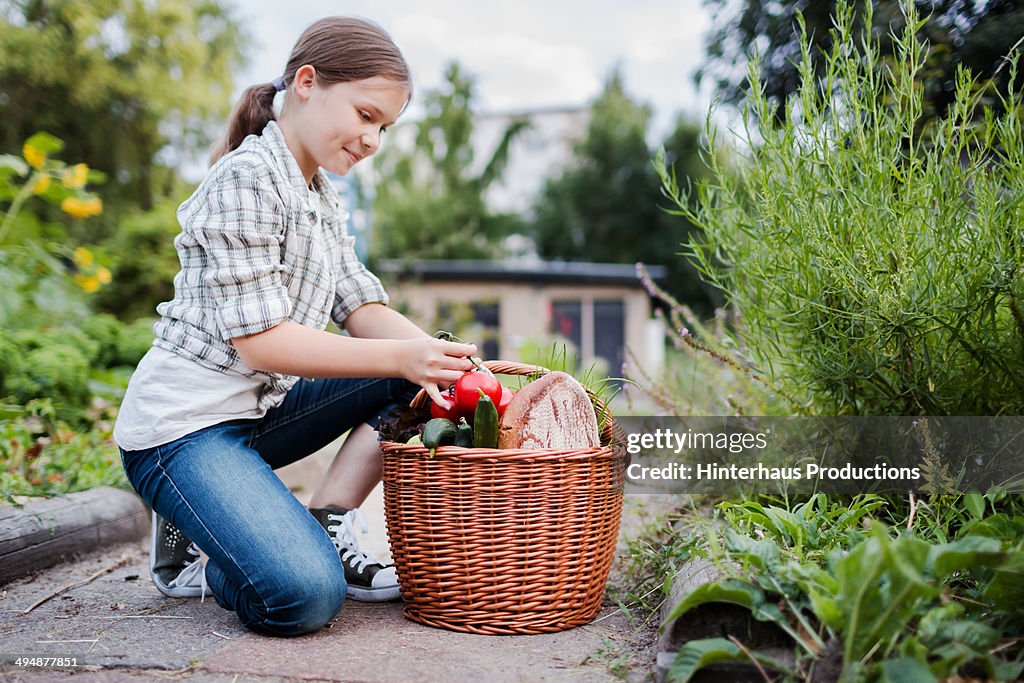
top-left (658, 0), bottom-right (1024, 416)
top-left (0, 318), bottom-right (152, 423)
top-left (79, 313), bottom-right (124, 366)
top-left (5, 342), bottom-right (91, 407)
top-left (94, 197), bottom-right (186, 321)
top-left (79, 312), bottom-right (153, 367)
top-left (114, 316), bottom-right (155, 366)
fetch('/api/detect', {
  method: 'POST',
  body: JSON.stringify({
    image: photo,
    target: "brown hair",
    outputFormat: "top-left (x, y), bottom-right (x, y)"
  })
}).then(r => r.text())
top-left (209, 16), bottom-right (411, 164)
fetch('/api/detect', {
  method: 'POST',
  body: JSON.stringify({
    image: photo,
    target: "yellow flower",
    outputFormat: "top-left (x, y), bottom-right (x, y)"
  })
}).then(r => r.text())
top-left (23, 143), bottom-right (46, 169)
top-left (74, 274), bottom-right (101, 293)
top-left (73, 246), bottom-right (94, 267)
top-left (62, 163), bottom-right (89, 190)
top-left (61, 196), bottom-right (103, 218)
top-left (97, 266), bottom-right (112, 285)
top-left (32, 174), bottom-right (51, 195)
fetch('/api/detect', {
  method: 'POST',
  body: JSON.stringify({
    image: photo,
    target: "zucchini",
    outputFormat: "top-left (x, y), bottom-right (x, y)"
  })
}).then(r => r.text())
top-left (473, 391), bottom-right (499, 448)
top-left (422, 417), bottom-right (457, 456)
top-left (454, 417), bottom-right (474, 447)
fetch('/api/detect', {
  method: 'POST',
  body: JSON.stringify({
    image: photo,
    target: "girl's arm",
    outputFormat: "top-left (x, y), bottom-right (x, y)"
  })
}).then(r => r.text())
top-left (343, 302), bottom-right (432, 341)
top-left (230, 317), bottom-right (476, 405)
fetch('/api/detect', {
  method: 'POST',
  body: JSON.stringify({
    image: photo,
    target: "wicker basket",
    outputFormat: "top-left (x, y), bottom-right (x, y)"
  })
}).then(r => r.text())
top-left (380, 360), bottom-right (627, 635)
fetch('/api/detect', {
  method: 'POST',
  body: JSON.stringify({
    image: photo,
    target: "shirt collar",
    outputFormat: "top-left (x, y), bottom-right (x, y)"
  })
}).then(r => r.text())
top-left (260, 120), bottom-right (331, 201)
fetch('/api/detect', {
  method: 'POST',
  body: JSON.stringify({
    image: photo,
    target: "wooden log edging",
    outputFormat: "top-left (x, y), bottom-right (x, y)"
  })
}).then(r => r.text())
top-left (0, 487), bottom-right (148, 585)
top-left (655, 557), bottom-right (796, 683)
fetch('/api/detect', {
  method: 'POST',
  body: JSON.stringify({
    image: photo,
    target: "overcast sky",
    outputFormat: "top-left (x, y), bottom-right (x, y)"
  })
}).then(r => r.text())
top-left (231, 1), bottom-right (716, 140)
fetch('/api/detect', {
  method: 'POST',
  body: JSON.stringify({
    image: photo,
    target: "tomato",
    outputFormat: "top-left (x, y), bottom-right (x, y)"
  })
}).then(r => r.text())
top-left (430, 398), bottom-right (460, 420)
top-left (496, 385), bottom-right (514, 417)
top-left (453, 370), bottom-right (503, 416)
top-left (430, 386), bottom-right (460, 420)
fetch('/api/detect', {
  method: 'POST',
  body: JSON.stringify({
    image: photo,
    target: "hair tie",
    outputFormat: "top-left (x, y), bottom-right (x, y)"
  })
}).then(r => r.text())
top-left (271, 76), bottom-right (286, 92)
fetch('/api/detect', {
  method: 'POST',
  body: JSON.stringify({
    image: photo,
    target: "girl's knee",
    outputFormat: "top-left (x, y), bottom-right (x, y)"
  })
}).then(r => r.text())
top-left (244, 561), bottom-right (347, 637)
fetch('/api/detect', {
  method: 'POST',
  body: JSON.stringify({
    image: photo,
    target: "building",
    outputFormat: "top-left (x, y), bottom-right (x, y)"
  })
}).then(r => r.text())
top-left (378, 259), bottom-right (666, 379)
top-left (349, 105), bottom-right (668, 379)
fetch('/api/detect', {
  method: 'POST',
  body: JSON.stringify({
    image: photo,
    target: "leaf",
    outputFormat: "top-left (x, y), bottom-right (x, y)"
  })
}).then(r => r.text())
top-left (878, 657), bottom-right (935, 683)
top-left (663, 579), bottom-right (766, 625)
top-left (0, 154), bottom-right (29, 177)
top-left (806, 587), bottom-right (843, 630)
top-left (940, 620), bottom-right (999, 652)
top-left (982, 550), bottom-right (1024, 610)
top-left (993, 660), bottom-right (1024, 683)
top-left (615, 598), bottom-right (634, 623)
top-left (763, 506), bottom-right (806, 546)
top-left (666, 638), bottom-right (742, 683)
top-left (662, 578), bottom-right (794, 637)
top-left (86, 168), bottom-right (108, 185)
top-left (667, 637), bottom-right (790, 683)
top-left (24, 132), bottom-right (63, 155)
top-left (723, 528), bottom-right (780, 571)
top-left (963, 493), bottom-right (986, 519)
top-left (927, 535), bottom-right (1002, 578)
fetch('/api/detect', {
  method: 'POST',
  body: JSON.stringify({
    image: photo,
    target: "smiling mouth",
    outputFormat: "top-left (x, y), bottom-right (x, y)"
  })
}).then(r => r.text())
top-left (345, 149), bottom-right (362, 163)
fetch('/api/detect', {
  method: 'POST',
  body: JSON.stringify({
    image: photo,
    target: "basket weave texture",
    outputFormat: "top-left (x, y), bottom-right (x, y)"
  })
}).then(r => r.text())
top-left (380, 360), bottom-right (627, 635)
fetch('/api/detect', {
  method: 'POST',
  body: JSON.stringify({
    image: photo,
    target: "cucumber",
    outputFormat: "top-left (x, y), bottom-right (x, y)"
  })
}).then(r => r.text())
top-left (454, 418), bottom-right (474, 447)
top-left (422, 417), bottom-right (457, 456)
top-left (473, 391), bottom-right (499, 448)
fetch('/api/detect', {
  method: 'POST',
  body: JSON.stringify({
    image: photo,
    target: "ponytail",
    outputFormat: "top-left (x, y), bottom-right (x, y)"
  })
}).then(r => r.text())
top-left (208, 82), bottom-right (279, 165)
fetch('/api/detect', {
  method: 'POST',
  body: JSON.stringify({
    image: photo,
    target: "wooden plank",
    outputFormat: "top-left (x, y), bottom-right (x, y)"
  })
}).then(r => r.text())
top-left (0, 487), bottom-right (148, 585)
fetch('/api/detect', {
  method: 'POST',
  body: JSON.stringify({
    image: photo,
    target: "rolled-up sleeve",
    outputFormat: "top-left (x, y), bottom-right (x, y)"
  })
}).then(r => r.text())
top-left (190, 163), bottom-right (292, 341)
top-left (331, 235), bottom-right (389, 327)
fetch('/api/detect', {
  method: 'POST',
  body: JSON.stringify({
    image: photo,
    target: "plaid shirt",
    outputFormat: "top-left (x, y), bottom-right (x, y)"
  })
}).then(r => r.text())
top-left (152, 120), bottom-right (388, 409)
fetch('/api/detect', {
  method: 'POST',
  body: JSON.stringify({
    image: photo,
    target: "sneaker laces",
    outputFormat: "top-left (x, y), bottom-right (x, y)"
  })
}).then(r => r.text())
top-left (171, 543), bottom-right (209, 602)
top-left (325, 509), bottom-right (384, 574)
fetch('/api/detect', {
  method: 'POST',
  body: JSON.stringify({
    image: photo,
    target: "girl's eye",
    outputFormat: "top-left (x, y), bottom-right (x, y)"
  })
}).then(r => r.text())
top-left (359, 110), bottom-right (372, 122)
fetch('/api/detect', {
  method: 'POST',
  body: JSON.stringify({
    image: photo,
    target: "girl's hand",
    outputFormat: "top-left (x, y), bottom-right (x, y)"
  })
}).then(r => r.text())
top-left (397, 338), bottom-right (477, 407)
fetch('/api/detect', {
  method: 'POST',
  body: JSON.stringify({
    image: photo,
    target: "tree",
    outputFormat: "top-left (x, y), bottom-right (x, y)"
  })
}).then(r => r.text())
top-left (697, 0), bottom-right (1024, 122)
top-left (369, 62), bottom-right (528, 261)
top-left (0, 0), bottom-right (248, 228)
top-left (528, 69), bottom-right (714, 309)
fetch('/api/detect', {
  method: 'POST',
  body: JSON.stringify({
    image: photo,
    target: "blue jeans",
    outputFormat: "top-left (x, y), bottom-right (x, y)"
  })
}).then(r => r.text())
top-left (120, 376), bottom-right (417, 637)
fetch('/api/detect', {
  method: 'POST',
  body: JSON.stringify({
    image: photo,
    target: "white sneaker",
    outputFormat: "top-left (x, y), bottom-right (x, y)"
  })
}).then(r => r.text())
top-left (149, 512), bottom-right (209, 600)
top-left (309, 507), bottom-right (402, 602)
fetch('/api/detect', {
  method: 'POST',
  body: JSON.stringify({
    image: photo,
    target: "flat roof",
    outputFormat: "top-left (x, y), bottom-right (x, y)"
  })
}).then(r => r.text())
top-left (378, 259), bottom-right (667, 287)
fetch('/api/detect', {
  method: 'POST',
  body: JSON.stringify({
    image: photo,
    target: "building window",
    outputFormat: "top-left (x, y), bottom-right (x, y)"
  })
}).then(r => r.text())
top-left (550, 300), bottom-right (582, 355)
top-left (470, 301), bottom-right (500, 361)
top-left (550, 298), bottom-right (625, 381)
top-left (594, 299), bottom-right (625, 380)
top-left (435, 300), bottom-right (500, 361)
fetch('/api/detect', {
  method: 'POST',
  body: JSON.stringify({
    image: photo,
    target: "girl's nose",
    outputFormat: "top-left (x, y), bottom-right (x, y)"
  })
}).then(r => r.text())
top-left (362, 130), bottom-right (379, 155)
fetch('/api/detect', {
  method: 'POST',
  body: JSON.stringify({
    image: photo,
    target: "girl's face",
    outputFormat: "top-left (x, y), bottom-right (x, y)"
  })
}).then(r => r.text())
top-left (283, 67), bottom-right (409, 183)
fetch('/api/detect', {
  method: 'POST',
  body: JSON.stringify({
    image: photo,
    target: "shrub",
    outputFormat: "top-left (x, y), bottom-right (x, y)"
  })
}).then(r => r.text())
top-left (114, 316), bottom-right (155, 366)
top-left (93, 197), bottom-right (185, 321)
top-left (658, 0), bottom-right (1024, 416)
top-left (5, 342), bottom-right (92, 408)
top-left (79, 312), bottom-right (154, 368)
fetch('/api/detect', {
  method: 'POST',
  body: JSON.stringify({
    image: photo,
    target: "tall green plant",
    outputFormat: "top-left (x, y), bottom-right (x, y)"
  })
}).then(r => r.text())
top-left (659, 0), bottom-right (1024, 416)
top-left (370, 62), bottom-right (527, 261)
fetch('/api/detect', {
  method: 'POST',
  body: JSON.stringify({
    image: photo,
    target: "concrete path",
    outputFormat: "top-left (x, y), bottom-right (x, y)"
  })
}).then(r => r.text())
top-left (0, 440), bottom-right (673, 682)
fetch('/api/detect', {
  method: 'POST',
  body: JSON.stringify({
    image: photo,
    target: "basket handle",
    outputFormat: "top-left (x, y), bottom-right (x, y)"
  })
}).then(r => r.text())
top-left (409, 360), bottom-right (625, 449)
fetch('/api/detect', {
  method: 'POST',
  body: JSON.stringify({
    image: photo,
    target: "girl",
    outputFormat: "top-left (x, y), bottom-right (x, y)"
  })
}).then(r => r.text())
top-left (114, 17), bottom-right (476, 637)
